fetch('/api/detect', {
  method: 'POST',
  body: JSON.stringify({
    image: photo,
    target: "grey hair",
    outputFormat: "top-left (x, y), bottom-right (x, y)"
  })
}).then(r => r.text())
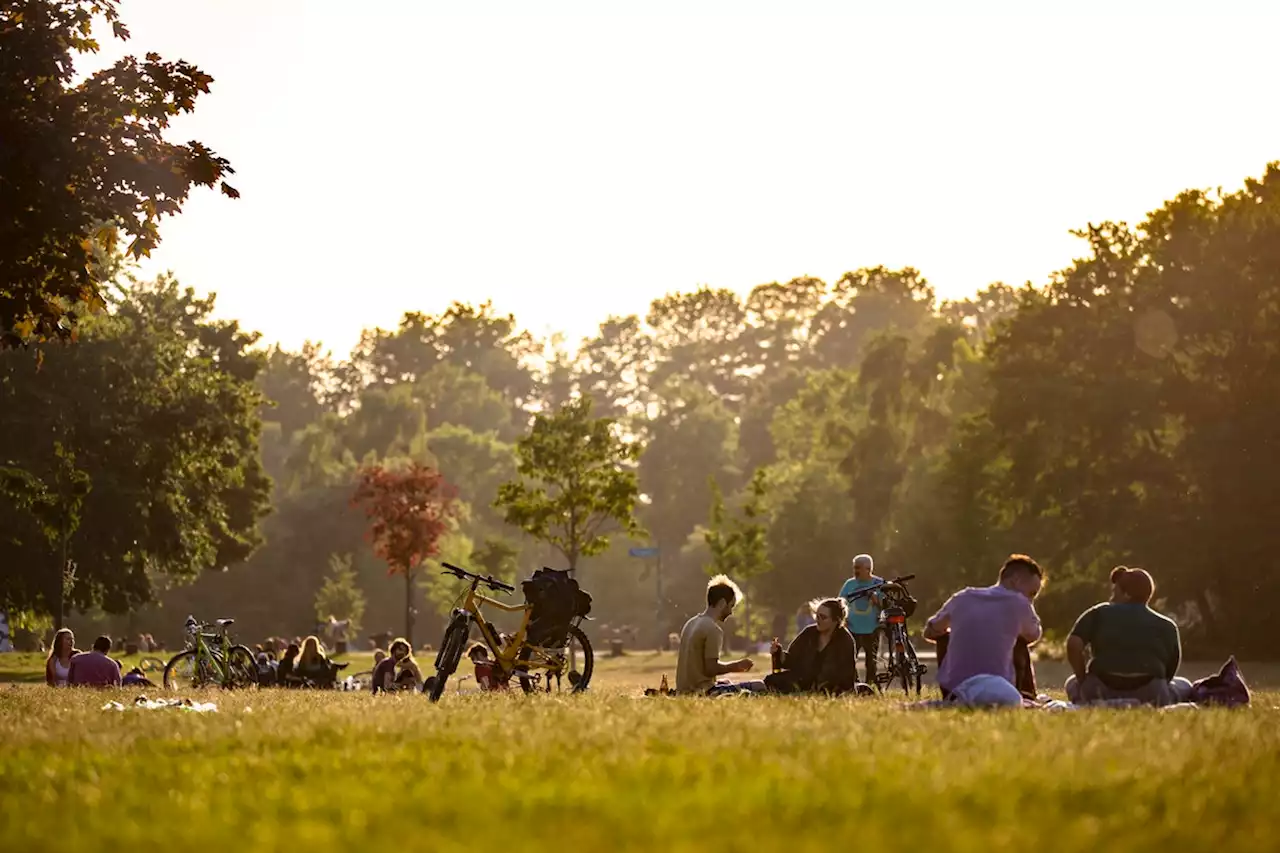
top-left (853, 554), bottom-right (874, 570)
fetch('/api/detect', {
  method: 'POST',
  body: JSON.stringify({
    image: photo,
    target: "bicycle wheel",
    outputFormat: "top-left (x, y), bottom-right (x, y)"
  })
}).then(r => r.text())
top-left (163, 650), bottom-right (216, 690)
top-left (429, 617), bottom-right (469, 703)
top-left (903, 642), bottom-right (923, 697)
top-left (227, 645), bottom-right (258, 689)
top-left (138, 656), bottom-right (166, 673)
top-left (516, 624), bottom-right (594, 695)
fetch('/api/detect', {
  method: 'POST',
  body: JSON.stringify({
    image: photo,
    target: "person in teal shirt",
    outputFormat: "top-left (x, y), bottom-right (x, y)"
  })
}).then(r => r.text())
top-left (838, 554), bottom-right (883, 684)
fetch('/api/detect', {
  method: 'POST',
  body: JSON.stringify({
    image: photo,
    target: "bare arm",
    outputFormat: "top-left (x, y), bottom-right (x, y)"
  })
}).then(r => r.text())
top-left (923, 611), bottom-right (950, 642)
top-left (1066, 635), bottom-right (1089, 681)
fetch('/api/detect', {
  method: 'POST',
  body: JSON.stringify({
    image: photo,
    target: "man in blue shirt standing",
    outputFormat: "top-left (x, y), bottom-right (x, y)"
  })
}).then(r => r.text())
top-left (839, 554), bottom-right (883, 685)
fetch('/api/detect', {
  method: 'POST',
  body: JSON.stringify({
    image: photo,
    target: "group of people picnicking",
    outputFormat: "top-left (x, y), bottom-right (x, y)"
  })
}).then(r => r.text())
top-left (675, 552), bottom-right (1221, 707)
top-left (43, 550), bottom-right (1241, 707)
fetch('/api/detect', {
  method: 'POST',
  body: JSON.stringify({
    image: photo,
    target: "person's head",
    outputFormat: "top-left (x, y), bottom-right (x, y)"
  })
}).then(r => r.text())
top-left (92, 636), bottom-right (112, 654)
top-left (705, 574), bottom-right (744, 622)
top-left (852, 554), bottom-right (874, 580)
top-left (299, 635), bottom-right (324, 662)
top-left (48, 628), bottom-right (75, 660)
top-left (997, 554), bottom-right (1044, 599)
top-left (389, 639), bottom-right (411, 661)
top-left (1110, 566), bottom-right (1155, 605)
top-left (467, 643), bottom-right (489, 663)
top-left (283, 643), bottom-right (300, 661)
top-left (810, 598), bottom-right (848, 635)
top-left (373, 648), bottom-right (388, 665)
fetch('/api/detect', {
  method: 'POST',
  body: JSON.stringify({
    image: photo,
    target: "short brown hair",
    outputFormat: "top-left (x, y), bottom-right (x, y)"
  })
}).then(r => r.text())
top-left (998, 554), bottom-right (1043, 581)
top-left (1110, 566), bottom-right (1155, 604)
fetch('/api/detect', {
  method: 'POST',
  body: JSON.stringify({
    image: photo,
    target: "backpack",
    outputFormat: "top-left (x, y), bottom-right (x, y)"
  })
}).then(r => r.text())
top-left (522, 567), bottom-right (592, 647)
top-left (1189, 656), bottom-right (1250, 708)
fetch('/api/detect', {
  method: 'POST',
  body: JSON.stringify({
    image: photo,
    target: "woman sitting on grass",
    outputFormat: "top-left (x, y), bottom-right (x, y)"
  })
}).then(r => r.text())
top-left (295, 635), bottom-right (336, 686)
top-left (394, 642), bottom-right (423, 691)
top-left (765, 598), bottom-right (858, 695)
top-left (371, 639), bottom-right (418, 693)
top-left (45, 628), bottom-right (80, 687)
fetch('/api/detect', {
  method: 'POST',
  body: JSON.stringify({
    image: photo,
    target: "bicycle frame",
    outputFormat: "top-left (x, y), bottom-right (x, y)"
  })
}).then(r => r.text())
top-left (189, 627), bottom-right (233, 685)
top-left (456, 582), bottom-right (576, 679)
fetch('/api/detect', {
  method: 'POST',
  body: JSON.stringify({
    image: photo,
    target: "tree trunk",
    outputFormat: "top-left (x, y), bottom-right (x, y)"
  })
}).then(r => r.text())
top-left (404, 568), bottom-right (415, 648)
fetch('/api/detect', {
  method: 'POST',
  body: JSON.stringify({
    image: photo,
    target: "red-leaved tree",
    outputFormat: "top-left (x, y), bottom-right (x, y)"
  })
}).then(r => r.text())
top-left (352, 462), bottom-right (458, 646)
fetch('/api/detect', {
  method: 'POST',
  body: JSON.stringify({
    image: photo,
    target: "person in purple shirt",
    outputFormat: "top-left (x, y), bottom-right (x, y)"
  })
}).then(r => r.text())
top-left (68, 636), bottom-right (122, 687)
top-left (922, 554), bottom-right (1044, 697)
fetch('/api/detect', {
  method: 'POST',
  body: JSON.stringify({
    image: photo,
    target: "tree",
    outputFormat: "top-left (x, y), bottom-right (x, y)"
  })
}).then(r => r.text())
top-left (0, 276), bottom-right (270, 619)
top-left (703, 468), bottom-right (772, 643)
top-left (494, 396), bottom-right (643, 572)
top-left (1, 0), bottom-right (238, 344)
top-left (352, 461), bottom-right (458, 645)
top-left (314, 553), bottom-right (366, 637)
top-left (0, 444), bottom-right (90, 628)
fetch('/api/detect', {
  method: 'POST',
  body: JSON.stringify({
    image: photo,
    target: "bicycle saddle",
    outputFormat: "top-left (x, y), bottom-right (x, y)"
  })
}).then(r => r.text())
top-left (216, 618), bottom-right (235, 627)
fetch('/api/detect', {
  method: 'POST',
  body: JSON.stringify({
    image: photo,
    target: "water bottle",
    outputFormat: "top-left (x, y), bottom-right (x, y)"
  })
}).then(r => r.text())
top-left (771, 638), bottom-right (783, 673)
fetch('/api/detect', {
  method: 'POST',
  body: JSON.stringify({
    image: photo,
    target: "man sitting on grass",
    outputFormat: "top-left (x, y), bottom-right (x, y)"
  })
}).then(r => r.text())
top-left (68, 636), bottom-right (122, 687)
top-left (1065, 566), bottom-right (1192, 707)
top-left (923, 554), bottom-right (1044, 704)
top-left (675, 575), bottom-right (759, 695)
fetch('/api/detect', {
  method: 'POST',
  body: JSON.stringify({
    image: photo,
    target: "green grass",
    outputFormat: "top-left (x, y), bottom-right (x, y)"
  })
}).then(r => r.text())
top-left (1, 652), bottom-right (1278, 853)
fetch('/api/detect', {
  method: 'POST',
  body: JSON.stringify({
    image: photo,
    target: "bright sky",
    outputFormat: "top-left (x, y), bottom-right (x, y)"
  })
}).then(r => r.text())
top-left (100, 0), bottom-right (1279, 356)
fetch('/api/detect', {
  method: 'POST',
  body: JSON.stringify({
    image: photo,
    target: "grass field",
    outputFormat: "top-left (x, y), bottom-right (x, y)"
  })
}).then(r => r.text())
top-left (2, 652), bottom-right (1277, 853)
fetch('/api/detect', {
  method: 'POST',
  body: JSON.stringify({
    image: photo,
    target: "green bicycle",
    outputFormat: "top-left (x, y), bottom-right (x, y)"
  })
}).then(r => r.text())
top-left (162, 616), bottom-right (257, 690)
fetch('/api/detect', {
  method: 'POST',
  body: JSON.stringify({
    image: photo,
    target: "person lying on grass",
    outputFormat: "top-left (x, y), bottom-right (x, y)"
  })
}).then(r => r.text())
top-left (923, 554), bottom-right (1044, 699)
top-left (1065, 566), bottom-right (1192, 707)
top-left (675, 575), bottom-right (762, 695)
top-left (765, 598), bottom-right (857, 695)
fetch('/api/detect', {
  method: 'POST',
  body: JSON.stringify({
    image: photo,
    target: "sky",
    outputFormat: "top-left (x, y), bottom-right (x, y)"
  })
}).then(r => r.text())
top-left (93, 0), bottom-right (1280, 356)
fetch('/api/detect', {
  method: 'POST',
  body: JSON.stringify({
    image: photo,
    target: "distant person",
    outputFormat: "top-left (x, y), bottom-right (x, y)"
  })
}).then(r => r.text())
top-left (766, 598), bottom-right (857, 695)
top-left (675, 575), bottom-right (758, 695)
top-left (468, 643), bottom-right (508, 691)
top-left (371, 639), bottom-right (416, 693)
top-left (68, 636), bottom-right (122, 687)
top-left (839, 554), bottom-right (884, 684)
top-left (795, 604), bottom-right (816, 635)
top-left (1065, 566), bottom-right (1192, 706)
top-left (295, 635), bottom-right (331, 684)
top-left (923, 554), bottom-right (1044, 698)
top-left (395, 641), bottom-right (423, 691)
top-left (45, 628), bottom-right (80, 687)
top-left (277, 643), bottom-right (301, 687)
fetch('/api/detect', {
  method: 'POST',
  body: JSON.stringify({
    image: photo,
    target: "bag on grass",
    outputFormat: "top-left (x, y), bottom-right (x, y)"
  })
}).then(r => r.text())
top-left (1189, 656), bottom-right (1250, 708)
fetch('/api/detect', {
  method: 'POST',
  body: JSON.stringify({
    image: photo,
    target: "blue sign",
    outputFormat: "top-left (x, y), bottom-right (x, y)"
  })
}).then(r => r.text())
top-left (628, 547), bottom-right (660, 558)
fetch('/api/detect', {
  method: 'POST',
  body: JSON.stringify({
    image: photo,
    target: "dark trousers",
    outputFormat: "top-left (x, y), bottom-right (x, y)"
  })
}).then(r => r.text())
top-left (935, 635), bottom-right (1037, 699)
top-left (853, 632), bottom-right (880, 683)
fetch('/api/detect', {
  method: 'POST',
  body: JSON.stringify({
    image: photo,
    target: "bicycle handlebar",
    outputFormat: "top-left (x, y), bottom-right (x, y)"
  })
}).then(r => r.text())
top-left (844, 574), bottom-right (917, 601)
top-left (440, 562), bottom-right (516, 594)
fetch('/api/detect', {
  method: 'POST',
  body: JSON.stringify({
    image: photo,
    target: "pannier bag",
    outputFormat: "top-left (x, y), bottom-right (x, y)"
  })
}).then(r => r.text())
top-left (522, 567), bottom-right (592, 647)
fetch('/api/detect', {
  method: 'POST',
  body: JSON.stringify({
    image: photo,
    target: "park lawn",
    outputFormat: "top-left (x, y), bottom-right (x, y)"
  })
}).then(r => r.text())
top-left (1, 677), bottom-right (1278, 853)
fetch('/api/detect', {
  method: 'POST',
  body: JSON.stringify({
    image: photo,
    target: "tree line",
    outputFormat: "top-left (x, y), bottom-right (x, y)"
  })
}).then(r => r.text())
top-left (4, 4), bottom-right (1277, 656)
top-left (6, 160), bottom-right (1279, 656)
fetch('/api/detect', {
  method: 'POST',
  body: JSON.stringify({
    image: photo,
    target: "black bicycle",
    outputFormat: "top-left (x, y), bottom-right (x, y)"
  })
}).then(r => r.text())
top-left (847, 574), bottom-right (928, 696)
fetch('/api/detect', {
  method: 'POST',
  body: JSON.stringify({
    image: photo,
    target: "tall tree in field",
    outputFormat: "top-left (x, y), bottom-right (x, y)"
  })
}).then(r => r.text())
top-left (0, 277), bottom-right (270, 620)
top-left (704, 469), bottom-right (772, 641)
top-left (494, 396), bottom-right (643, 572)
top-left (314, 553), bottom-right (366, 638)
top-left (352, 462), bottom-right (457, 645)
top-left (1, 0), bottom-right (238, 344)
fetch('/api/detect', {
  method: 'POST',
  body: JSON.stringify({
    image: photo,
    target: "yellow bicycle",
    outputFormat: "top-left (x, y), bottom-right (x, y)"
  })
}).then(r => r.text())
top-left (427, 562), bottom-right (594, 702)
